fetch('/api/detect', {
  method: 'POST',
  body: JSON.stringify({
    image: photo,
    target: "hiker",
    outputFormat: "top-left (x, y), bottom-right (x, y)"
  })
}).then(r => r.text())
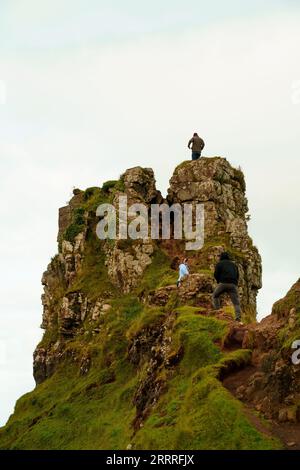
top-left (212, 252), bottom-right (242, 322)
top-left (188, 133), bottom-right (205, 160)
top-left (177, 258), bottom-right (189, 288)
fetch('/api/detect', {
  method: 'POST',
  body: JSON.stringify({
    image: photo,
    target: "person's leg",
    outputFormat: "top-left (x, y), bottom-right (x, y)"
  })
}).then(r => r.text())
top-left (192, 151), bottom-right (201, 160)
top-left (178, 274), bottom-right (188, 287)
top-left (177, 273), bottom-right (183, 287)
top-left (228, 285), bottom-right (242, 321)
top-left (212, 283), bottom-right (226, 309)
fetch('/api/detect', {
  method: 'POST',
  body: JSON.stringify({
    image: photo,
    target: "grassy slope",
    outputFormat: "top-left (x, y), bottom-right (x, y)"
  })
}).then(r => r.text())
top-left (0, 298), bottom-right (280, 449)
top-left (0, 184), bottom-right (281, 450)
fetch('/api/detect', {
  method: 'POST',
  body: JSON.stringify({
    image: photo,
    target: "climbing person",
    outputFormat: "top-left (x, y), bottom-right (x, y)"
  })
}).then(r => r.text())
top-left (188, 133), bottom-right (205, 160)
top-left (177, 258), bottom-right (189, 288)
top-left (212, 252), bottom-right (242, 323)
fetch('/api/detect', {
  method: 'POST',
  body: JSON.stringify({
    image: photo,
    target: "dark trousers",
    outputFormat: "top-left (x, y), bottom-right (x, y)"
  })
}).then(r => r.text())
top-left (212, 283), bottom-right (241, 321)
top-left (192, 151), bottom-right (201, 160)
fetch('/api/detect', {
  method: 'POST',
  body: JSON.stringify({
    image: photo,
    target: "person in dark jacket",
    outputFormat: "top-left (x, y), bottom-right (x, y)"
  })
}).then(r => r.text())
top-left (212, 252), bottom-right (242, 322)
top-left (188, 133), bottom-right (205, 160)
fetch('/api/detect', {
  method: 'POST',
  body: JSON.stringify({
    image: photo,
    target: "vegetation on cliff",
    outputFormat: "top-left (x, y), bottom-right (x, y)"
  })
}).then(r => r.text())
top-left (0, 158), bottom-right (289, 450)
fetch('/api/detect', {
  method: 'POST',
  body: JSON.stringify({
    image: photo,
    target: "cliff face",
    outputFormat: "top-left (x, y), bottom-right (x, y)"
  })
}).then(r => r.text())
top-left (227, 280), bottom-right (300, 426)
top-left (168, 158), bottom-right (261, 315)
top-left (35, 158), bottom-right (261, 385)
top-left (0, 157), bottom-right (297, 450)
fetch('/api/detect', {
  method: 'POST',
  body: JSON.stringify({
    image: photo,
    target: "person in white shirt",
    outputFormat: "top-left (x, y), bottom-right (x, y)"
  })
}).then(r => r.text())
top-left (177, 258), bottom-right (189, 288)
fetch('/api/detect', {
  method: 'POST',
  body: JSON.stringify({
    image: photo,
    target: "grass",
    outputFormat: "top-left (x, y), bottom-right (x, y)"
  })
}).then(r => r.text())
top-left (273, 280), bottom-right (300, 350)
top-left (0, 170), bottom-right (281, 450)
top-left (69, 232), bottom-right (116, 302)
top-left (0, 302), bottom-right (281, 450)
top-left (102, 180), bottom-right (125, 193)
top-left (0, 297), bottom-right (143, 450)
top-left (136, 247), bottom-right (177, 295)
top-left (233, 167), bottom-right (246, 192)
top-left (131, 310), bottom-right (281, 450)
top-left (63, 208), bottom-right (86, 243)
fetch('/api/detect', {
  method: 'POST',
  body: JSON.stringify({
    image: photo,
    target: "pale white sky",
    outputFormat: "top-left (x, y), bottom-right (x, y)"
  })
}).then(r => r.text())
top-left (0, 0), bottom-right (300, 426)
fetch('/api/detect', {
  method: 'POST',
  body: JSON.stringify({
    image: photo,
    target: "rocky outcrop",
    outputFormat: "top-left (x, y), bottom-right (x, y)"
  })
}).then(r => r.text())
top-left (3, 158), bottom-right (300, 451)
top-left (57, 189), bottom-right (84, 241)
top-left (35, 158), bottom-right (262, 385)
top-left (121, 166), bottom-right (163, 205)
top-left (105, 239), bottom-right (154, 293)
top-left (167, 158), bottom-right (262, 318)
top-left (148, 273), bottom-right (214, 308)
top-left (128, 311), bottom-right (180, 430)
top-left (272, 278), bottom-right (300, 319)
top-left (224, 280), bottom-right (300, 425)
top-left (104, 167), bottom-right (163, 293)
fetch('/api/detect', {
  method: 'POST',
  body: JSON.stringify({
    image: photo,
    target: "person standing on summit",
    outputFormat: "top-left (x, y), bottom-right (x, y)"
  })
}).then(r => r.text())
top-left (188, 133), bottom-right (205, 160)
top-left (212, 252), bottom-right (242, 323)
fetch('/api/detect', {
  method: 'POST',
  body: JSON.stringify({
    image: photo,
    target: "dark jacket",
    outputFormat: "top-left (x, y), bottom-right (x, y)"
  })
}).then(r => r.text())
top-left (214, 259), bottom-right (239, 285)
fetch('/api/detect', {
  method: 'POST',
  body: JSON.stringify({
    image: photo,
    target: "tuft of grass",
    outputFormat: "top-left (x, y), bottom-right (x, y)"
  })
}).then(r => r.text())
top-left (64, 207), bottom-right (86, 243)
top-left (171, 309), bottom-right (228, 377)
top-left (102, 180), bottom-right (126, 193)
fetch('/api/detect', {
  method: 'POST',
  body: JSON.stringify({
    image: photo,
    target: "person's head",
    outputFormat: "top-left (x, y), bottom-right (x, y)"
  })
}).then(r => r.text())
top-left (193, 132), bottom-right (198, 137)
top-left (183, 257), bottom-right (188, 264)
top-left (219, 252), bottom-right (230, 261)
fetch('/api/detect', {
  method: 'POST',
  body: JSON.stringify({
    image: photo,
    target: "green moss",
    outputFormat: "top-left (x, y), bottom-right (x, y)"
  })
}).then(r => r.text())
top-left (172, 310), bottom-right (228, 377)
top-left (271, 281), bottom-right (300, 350)
top-left (102, 180), bottom-right (118, 192)
top-left (102, 179), bottom-right (126, 193)
top-left (83, 187), bottom-right (111, 213)
top-left (137, 247), bottom-right (176, 295)
top-left (69, 233), bottom-right (116, 301)
top-left (233, 167), bottom-right (246, 192)
top-left (0, 305), bottom-right (281, 450)
top-left (223, 305), bottom-right (235, 318)
top-left (126, 306), bottom-right (166, 339)
top-left (132, 314), bottom-right (280, 450)
top-left (63, 208), bottom-right (86, 243)
top-left (203, 349), bottom-right (252, 381)
top-left (38, 326), bottom-right (59, 349)
top-left (0, 190), bottom-right (279, 450)
top-left (0, 298), bottom-right (142, 450)
top-left (272, 280), bottom-right (300, 318)
top-left (83, 187), bottom-right (100, 201)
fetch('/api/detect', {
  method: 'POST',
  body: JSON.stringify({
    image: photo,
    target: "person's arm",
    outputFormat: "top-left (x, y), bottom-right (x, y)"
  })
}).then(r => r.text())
top-left (214, 263), bottom-right (220, 282)
top-left (201, 138), bottom-right (205, 150)
top-left (188, 138), bottom-right (193, 149)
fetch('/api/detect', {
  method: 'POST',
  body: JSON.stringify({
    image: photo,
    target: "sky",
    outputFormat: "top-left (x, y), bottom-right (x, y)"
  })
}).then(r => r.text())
top-left (0, 0), bottom-right (300, 426)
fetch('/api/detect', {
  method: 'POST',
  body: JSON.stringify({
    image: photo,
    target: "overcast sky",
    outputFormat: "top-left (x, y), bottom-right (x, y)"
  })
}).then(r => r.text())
top-left (0, 0), bottom-right (300, 426)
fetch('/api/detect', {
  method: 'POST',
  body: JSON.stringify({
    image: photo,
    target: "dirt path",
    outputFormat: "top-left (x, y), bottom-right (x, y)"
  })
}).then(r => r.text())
top-left (223, 366), bottom-right (300, 450)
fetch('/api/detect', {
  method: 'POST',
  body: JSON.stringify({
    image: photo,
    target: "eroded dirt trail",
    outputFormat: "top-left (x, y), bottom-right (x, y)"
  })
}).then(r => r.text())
top-left (223, 358), bottom-right (300, 449)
